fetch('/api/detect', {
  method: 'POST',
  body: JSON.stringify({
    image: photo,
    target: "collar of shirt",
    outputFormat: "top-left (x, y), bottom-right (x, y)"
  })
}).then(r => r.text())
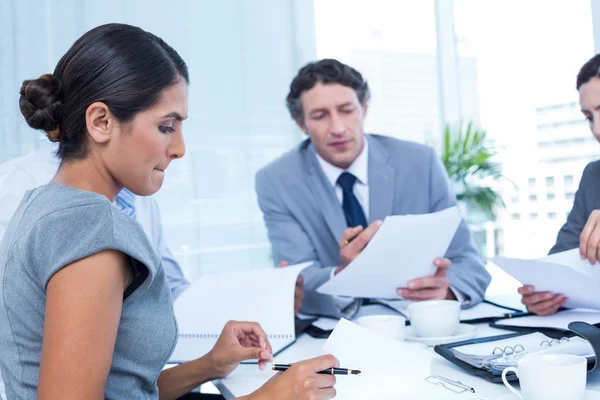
top-left (315, 136), bottom-right (369, 188)
top-left (114, 188), bottom-right (136, 217)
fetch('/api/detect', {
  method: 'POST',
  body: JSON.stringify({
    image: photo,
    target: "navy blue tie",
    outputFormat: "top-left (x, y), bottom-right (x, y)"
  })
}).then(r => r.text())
top-left (337, 172), bottom-right (367, 229)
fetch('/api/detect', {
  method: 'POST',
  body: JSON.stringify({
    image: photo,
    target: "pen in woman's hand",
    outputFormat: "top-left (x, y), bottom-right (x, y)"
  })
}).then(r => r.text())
top-left (272, 364), bottom-right (361, 375)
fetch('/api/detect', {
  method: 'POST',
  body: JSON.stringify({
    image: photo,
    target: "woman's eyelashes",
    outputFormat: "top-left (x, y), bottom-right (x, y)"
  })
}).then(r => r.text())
top-left (158, 125), bottom-right (175, 134)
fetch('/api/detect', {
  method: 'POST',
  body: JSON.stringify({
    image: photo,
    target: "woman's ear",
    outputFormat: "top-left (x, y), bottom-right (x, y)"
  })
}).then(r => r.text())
top-left (85, 102), bottom-right (115, 144)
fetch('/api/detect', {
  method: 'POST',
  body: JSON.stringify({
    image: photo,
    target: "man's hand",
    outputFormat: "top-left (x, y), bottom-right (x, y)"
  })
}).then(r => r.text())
top-left (396, 258), bottom-right (455, 301)
top-left (580, 210), bottom-right (600, 264)
top-left (278, 260), bottom-right (304, 316)
top-left (335, 220), bottom-right (382, 275)
top-left (518, 285), bottom-right (567, 316)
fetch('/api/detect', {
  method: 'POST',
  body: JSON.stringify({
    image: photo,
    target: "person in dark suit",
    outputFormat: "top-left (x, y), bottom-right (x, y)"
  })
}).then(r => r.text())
top-left (255, 59), bottom-right (490, 318)
top-left (520, 53), bottom-right (600, 315)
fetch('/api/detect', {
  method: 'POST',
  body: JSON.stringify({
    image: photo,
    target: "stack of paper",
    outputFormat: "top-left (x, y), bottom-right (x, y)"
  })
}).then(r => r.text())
top-left (322, 318), bottom-right (440, 398)
top-left (491, 249), bottom-right (600, 310)
top-left (169, 263), bottom-right (310, 363)
top-left (317, 207), bottom-right (462, 299)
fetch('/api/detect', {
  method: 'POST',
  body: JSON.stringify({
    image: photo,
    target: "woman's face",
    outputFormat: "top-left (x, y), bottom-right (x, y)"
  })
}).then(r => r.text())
top-left (106, 78), bottom-right (188, 196)
top-left (580, 76), bottom-right (600, 142)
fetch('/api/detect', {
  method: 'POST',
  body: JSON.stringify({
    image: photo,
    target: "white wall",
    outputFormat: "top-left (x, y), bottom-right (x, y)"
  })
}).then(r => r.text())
top-left (0, 0), bottom-right (316, 281)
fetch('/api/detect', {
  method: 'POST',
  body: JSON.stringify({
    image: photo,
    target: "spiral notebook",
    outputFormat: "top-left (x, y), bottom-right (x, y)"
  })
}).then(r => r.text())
top-left (169, 262), bottom-right (310, 363)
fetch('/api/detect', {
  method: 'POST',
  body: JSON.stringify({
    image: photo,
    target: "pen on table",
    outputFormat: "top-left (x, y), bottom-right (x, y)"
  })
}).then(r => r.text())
top-left (272, 364), bottom-right (361, 375)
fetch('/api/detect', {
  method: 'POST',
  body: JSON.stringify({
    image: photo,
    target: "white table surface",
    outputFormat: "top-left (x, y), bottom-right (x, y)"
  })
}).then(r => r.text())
top-left (213, 298), bottom-right (600, 400)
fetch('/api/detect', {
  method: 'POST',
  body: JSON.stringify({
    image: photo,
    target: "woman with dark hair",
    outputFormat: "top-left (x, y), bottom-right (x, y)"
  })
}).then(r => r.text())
top-left (519, 54), bottom-right (600, 316)
top-left (0, 23), bottom-right (337, 400)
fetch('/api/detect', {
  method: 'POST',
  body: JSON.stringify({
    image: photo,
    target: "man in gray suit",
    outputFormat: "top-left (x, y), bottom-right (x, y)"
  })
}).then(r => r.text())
top-left (255, 59), bottom-right (490, 318)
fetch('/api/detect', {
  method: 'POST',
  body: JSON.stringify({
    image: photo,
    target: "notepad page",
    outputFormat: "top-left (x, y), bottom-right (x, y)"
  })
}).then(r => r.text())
top-left (169, 262), bottom-right (310, 363)
top-left (322, 318), bottom-right (434, 398)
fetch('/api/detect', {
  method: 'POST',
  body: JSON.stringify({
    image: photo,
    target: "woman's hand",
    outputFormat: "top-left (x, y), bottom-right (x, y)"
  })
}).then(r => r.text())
top-left (518, 284), bottom-right (567, 316)
top-left (207, 320), bottom-right (273, 378)
top-left (247, 354), bottom-right (339, 400)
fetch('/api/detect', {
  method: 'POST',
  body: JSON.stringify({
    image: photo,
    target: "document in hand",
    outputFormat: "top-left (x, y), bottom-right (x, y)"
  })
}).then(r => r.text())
top-left (316, 206), bottom-right (462, 298)
top-left (491, 249), bottom-right (600, 310)
top-left (169, 262), bottom-right (311, 363)
top-left (322, 318), bottom-right (436, 398)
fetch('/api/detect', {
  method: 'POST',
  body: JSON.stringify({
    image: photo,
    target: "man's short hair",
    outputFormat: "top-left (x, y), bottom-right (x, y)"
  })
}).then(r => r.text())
top-left (286, 59), bottom-right (370, 122)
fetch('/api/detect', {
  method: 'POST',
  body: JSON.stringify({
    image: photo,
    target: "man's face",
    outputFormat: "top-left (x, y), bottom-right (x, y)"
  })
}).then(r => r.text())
top-left (297, 82), bottom-right (367, 169)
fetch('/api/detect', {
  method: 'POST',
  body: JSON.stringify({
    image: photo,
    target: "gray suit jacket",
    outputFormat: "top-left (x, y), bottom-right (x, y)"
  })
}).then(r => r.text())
top-left (255, 134), bottom-right (491, 317)
top-left (551, 160), bottom-right (600, 254)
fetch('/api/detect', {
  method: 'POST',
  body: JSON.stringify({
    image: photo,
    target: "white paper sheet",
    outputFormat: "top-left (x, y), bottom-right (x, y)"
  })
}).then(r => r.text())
top-left (322, 318), bottom-right (436, 398)
top-left (311, 317), bottom-right (340, 331)
top-left (169, 263), bottom-right (310, 363)
top-left (491, 250), bottom-right (600, 310)
top-left (317, 207), bottom-right (462, 298)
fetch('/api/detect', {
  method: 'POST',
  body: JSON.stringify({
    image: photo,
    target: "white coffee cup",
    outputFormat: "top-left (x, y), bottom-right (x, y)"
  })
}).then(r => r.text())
top-left (355, 315), bottom-right (406, 341)
top-left (501, 354), bottom-right (587, 400)
top-left (407, 299), bottom-right (460, 338)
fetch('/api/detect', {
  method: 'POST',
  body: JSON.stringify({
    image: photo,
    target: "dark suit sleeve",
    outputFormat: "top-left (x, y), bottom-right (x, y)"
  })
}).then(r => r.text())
top-left (549, 164), bottom-right (592, 255)
top-left (427, 147), bottom-right (491, 307)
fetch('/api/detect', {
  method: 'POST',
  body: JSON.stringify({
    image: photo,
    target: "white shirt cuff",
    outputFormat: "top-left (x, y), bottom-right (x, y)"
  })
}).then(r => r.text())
top-left (450, 286), bottom-right (470, 306)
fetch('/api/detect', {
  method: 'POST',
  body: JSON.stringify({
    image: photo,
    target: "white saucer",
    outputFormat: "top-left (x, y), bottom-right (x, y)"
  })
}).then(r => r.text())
top-left (496, 389), bottom-right (600, 400)
top-left (404, 323), bottom-right (477, 346)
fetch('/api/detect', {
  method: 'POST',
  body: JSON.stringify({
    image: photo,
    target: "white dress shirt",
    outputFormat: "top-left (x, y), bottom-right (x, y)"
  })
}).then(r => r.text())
top-left (315, 136), bottom-right (370, 221)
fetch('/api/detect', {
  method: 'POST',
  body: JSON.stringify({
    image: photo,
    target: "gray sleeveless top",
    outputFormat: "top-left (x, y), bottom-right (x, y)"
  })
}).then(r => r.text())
top-left (0, 183), bottom-right (177, 399)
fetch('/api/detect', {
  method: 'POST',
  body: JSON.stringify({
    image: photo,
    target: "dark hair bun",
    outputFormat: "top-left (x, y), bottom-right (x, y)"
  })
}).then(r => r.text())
top-left (19, 74), bottom-right (62, 141)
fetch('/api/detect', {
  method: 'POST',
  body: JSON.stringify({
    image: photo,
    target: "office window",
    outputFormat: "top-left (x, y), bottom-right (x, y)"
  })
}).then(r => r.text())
top-left (546, 193), bottom-right (555, 201)
top-left (511, 213), bottom-right (521, 220)
top-left (564, 175), bottom-right (574, 186)
top-left (510, 196), bottom-right (519, 203)
top-left (529, 194), bottom-right (537, 202)
top-left (0, 1), bottom-right (313, 281)
top-left (548, 212), bottom-right (557, 219)
top-left (454, 0), bottom-right (593, 260)
top-left (315, 0), bottom-right (439, 144)
top-left (530, 213), bottom-right (538, 220)
top-left (565, 192), bottom-right (575, 201)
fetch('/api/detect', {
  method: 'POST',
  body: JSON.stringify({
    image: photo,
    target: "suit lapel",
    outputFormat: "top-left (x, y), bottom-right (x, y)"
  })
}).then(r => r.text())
top-left (302, 143), bottom-right (347, 243)
top-left (368, 136), bottom-right (395, 222)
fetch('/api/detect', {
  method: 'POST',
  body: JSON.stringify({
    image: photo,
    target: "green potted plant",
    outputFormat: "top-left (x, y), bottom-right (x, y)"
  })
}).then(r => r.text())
top-left (439, 121), bottom-right (505, 223)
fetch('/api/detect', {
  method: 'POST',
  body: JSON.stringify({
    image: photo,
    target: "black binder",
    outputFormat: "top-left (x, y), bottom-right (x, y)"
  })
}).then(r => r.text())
top-left (434, 321), bottom-right (600, 383)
